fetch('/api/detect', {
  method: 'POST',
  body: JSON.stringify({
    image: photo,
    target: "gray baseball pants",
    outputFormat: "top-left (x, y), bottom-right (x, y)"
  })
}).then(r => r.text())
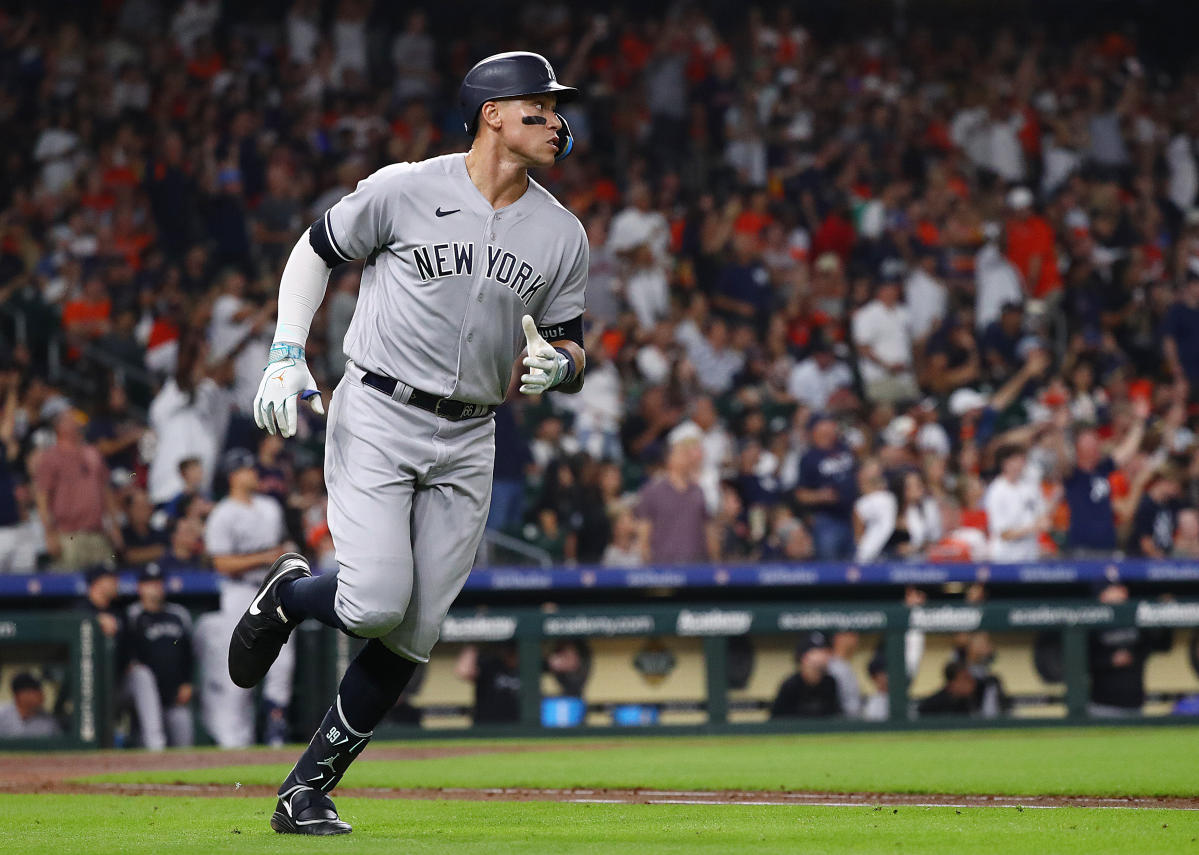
top-left (325, 364), bottom-right (495, 662)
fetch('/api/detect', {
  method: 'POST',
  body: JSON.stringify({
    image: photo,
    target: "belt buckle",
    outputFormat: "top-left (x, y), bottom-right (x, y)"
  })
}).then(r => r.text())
top-left (433, 398), bottom-right (455, 420)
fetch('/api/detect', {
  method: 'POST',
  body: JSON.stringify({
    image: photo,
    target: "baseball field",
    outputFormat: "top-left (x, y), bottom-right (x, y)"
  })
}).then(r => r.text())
top-left (2, 726), bottom-right (1197, 853)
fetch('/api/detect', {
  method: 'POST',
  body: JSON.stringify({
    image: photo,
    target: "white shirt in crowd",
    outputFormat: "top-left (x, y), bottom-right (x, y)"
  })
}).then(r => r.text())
top-left (787, 356), bottom-right (853, 410)
top-left (331, 15), bottom-right (369, 84)
top-left (984, 472), bottom-right (1046, 562)
top-left (951, 106), bottom-right (1025, 182)
top-left (904, 497), bottom-right (943, 552)
top-left (146, 378), bottom-right (232, 504)
top-left (635, 343), bottom-right (672, 385)
top-left (686, 339), bottom-right (745, 396)
top-left (1167, 134), bottom-right (1198, 214)
top-left (904, 267), bottom-right (947, 342)
top-left (984, 112), bottom-right (1026, 182)
top-left (673, 418), bottom-right (733, 515)
top-left (1041, 139), bottom-right (1082, 197)
top-left (558, 361), bottom-right (623, 459)
top-left (624, 268), bottom-right (670, 330)
top-left (607, 206), bottom-right (671, 261)
top-left (852, 299), bottom-right (914, 385)
top-left (285, 5), bottom-right (320, 64)
top-left (827, 656), bottom-right (862, 717)
top-left (208, 294), bottom-right (271, 416)
top-left (855, 489), bottom-right (898, 563)
top-left (974, 242), bottom-right (1024, 331)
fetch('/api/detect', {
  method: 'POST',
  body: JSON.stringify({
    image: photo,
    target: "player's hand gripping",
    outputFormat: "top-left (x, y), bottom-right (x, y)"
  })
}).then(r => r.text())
top-left (520, 315), bottom-right (571, 395)
top-left (254, 343), bottom-right (325, 437)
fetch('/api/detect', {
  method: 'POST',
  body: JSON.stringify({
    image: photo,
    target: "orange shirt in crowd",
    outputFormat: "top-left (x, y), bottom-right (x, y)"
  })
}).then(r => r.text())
top-left (62, 297), bottom-right (111, 337)
top-left (733, 209), bottom-right (773, 239)
top-left (1006, 214), bottom-right (1062, 297)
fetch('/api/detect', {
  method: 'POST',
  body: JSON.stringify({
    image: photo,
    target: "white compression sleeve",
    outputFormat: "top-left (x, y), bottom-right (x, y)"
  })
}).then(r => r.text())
top-left (273, 234), bottom-right (333, 347)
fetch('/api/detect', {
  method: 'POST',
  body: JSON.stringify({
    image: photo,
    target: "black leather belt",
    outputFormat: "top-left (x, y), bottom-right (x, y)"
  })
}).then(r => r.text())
top-left (360, 370), bottom-right (494, 421)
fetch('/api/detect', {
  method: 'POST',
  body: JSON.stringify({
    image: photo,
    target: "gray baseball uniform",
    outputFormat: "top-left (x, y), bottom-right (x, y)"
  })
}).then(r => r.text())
top-left (202, 494), bottom-right (295, 747)
top-left (311, 152), bottom-right (587, 661)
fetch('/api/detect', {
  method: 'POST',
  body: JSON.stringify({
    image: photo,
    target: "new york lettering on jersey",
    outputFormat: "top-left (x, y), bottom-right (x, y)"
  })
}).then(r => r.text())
top-left (410, 241), bottom-right (549, 306)
top-left (317, 153), bottom-right (587, 403)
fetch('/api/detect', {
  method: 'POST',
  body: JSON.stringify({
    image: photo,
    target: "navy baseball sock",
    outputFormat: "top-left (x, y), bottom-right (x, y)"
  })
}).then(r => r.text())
top-left (337, 639), bottom-right (419, 732)
top-left (279, 640), bottom-right (418, 797)
top-left (279, 570), bottom-right (348, 632)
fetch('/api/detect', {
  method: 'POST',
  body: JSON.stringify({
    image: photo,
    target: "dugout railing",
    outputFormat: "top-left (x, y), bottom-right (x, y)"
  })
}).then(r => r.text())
top-left (0, 598), bottom-right (1195, 748)
top-left (354, 597), bottom-right (1199, 738)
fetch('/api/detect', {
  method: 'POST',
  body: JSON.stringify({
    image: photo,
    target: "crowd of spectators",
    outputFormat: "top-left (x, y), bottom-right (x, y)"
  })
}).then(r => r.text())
top-left (6, 2), bottom-right (1199, 576)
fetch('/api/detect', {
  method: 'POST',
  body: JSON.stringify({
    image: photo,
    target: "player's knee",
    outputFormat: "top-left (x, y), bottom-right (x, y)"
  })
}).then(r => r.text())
top-left (343, 608), bottom-right (408, 638)
top-left (334, 567), bottom-right (412, 638)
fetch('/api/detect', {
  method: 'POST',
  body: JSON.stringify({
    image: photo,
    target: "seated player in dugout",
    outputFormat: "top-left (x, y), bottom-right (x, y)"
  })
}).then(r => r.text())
top-left (771, 631), bottom-right (843, 719)
top-left (226, 52), bottom-right (587, 835)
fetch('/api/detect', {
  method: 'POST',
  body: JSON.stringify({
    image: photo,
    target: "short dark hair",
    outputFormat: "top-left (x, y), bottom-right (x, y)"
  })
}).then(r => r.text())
top-left (943, 660), bottom-right (970, 683)
top-left (994, 443), bottom-right (1025, 471)
top-left (11, 672), bottom-right (41, 694)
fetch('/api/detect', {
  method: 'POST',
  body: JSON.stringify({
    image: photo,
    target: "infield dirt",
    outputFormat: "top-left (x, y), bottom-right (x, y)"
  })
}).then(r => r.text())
top-left (3, 745), bottom-right (1196, 811)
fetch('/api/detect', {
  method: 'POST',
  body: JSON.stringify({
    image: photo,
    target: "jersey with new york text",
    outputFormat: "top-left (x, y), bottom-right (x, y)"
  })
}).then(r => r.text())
top-left (312, 153), bottom-right (588, 404)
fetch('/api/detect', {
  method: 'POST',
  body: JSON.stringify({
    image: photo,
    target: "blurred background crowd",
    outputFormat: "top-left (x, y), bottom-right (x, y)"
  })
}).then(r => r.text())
top-left (6, 0), bottom-right (1199, 578)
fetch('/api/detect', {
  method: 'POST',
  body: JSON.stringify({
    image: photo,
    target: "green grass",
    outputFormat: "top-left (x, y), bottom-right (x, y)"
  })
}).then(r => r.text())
top-left (2, 794), bottom-right (1196, 855)
top-left (86, 727), bottom-right (1199, 798)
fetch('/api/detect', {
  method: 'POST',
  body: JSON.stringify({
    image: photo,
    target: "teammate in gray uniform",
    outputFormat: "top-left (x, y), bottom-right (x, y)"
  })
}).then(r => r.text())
top-left (226, 52), bottom-right (588, 835)
top-left (203, 448), bottom-right (296, 747)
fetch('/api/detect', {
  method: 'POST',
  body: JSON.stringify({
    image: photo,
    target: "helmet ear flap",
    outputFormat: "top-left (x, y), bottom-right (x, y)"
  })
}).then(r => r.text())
top-left (554, 113), bottom-right (573, 162)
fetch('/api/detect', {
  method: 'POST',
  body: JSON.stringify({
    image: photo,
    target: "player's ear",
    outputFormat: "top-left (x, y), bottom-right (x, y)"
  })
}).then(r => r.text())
top-left (479, 100), bottom-right (502, 133)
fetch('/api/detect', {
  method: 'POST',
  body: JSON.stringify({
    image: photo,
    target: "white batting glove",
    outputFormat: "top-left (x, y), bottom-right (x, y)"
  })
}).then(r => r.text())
top-left (253, 343), bottom-right (325, 437)
top-left (520, 315), bottom-right (571, 395)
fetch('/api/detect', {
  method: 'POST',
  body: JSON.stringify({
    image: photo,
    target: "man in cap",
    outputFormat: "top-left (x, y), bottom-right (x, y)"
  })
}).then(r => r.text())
top-left (770, 631), bottom-right (842, 718)
top-left (124, 563), bottom-right (194, 749)
top-left (201, 448), bottom-right (295, 748)
top-left (851, 273), bottom-right (918, 404)
top-left (0, 673), bottom-right (61, 738)
top-left (983, 443), bottom-right (1050, 563)
top-left (633, 422), bottom-right (716, 563)
top-left (786, 335), bottom-right (854, 411)
top-left (1128, 465), bottom-right (1183, 558)
top-left (1005, 186), bottom-right (1061, 299)
top-left (1087, 579), bottom-right (1173, 717)
top-left (76, 561), bottom-right (124, 642)
top-left (981, 300), bottom-right (1025, 382)
top-left (795, 413), bottom-right (858, 560)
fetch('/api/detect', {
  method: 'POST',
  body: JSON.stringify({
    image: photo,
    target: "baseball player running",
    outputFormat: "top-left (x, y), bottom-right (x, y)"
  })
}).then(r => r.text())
top-left (228, 52), bottom-right (587, 835)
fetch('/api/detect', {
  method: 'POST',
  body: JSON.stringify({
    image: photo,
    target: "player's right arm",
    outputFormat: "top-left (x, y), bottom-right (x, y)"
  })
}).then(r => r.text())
top-left (255, 165), bottom-right (407, 436)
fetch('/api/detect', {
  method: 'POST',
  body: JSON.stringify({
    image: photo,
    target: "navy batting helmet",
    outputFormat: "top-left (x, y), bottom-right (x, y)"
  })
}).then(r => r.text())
top-left (459, 51), bottom-right (578, 135)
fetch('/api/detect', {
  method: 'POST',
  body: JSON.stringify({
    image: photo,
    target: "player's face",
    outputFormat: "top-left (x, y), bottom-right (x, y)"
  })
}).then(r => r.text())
top-left (495, 95), bottom-right (561, 168)
top-left (138, 579), bottom-right (165, 610)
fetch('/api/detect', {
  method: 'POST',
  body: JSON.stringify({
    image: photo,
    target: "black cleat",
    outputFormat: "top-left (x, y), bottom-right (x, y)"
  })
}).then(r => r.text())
top-left (228, 553), bottom-right (310, 689)
top-left (270, 786), bottom-right (352, 835)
